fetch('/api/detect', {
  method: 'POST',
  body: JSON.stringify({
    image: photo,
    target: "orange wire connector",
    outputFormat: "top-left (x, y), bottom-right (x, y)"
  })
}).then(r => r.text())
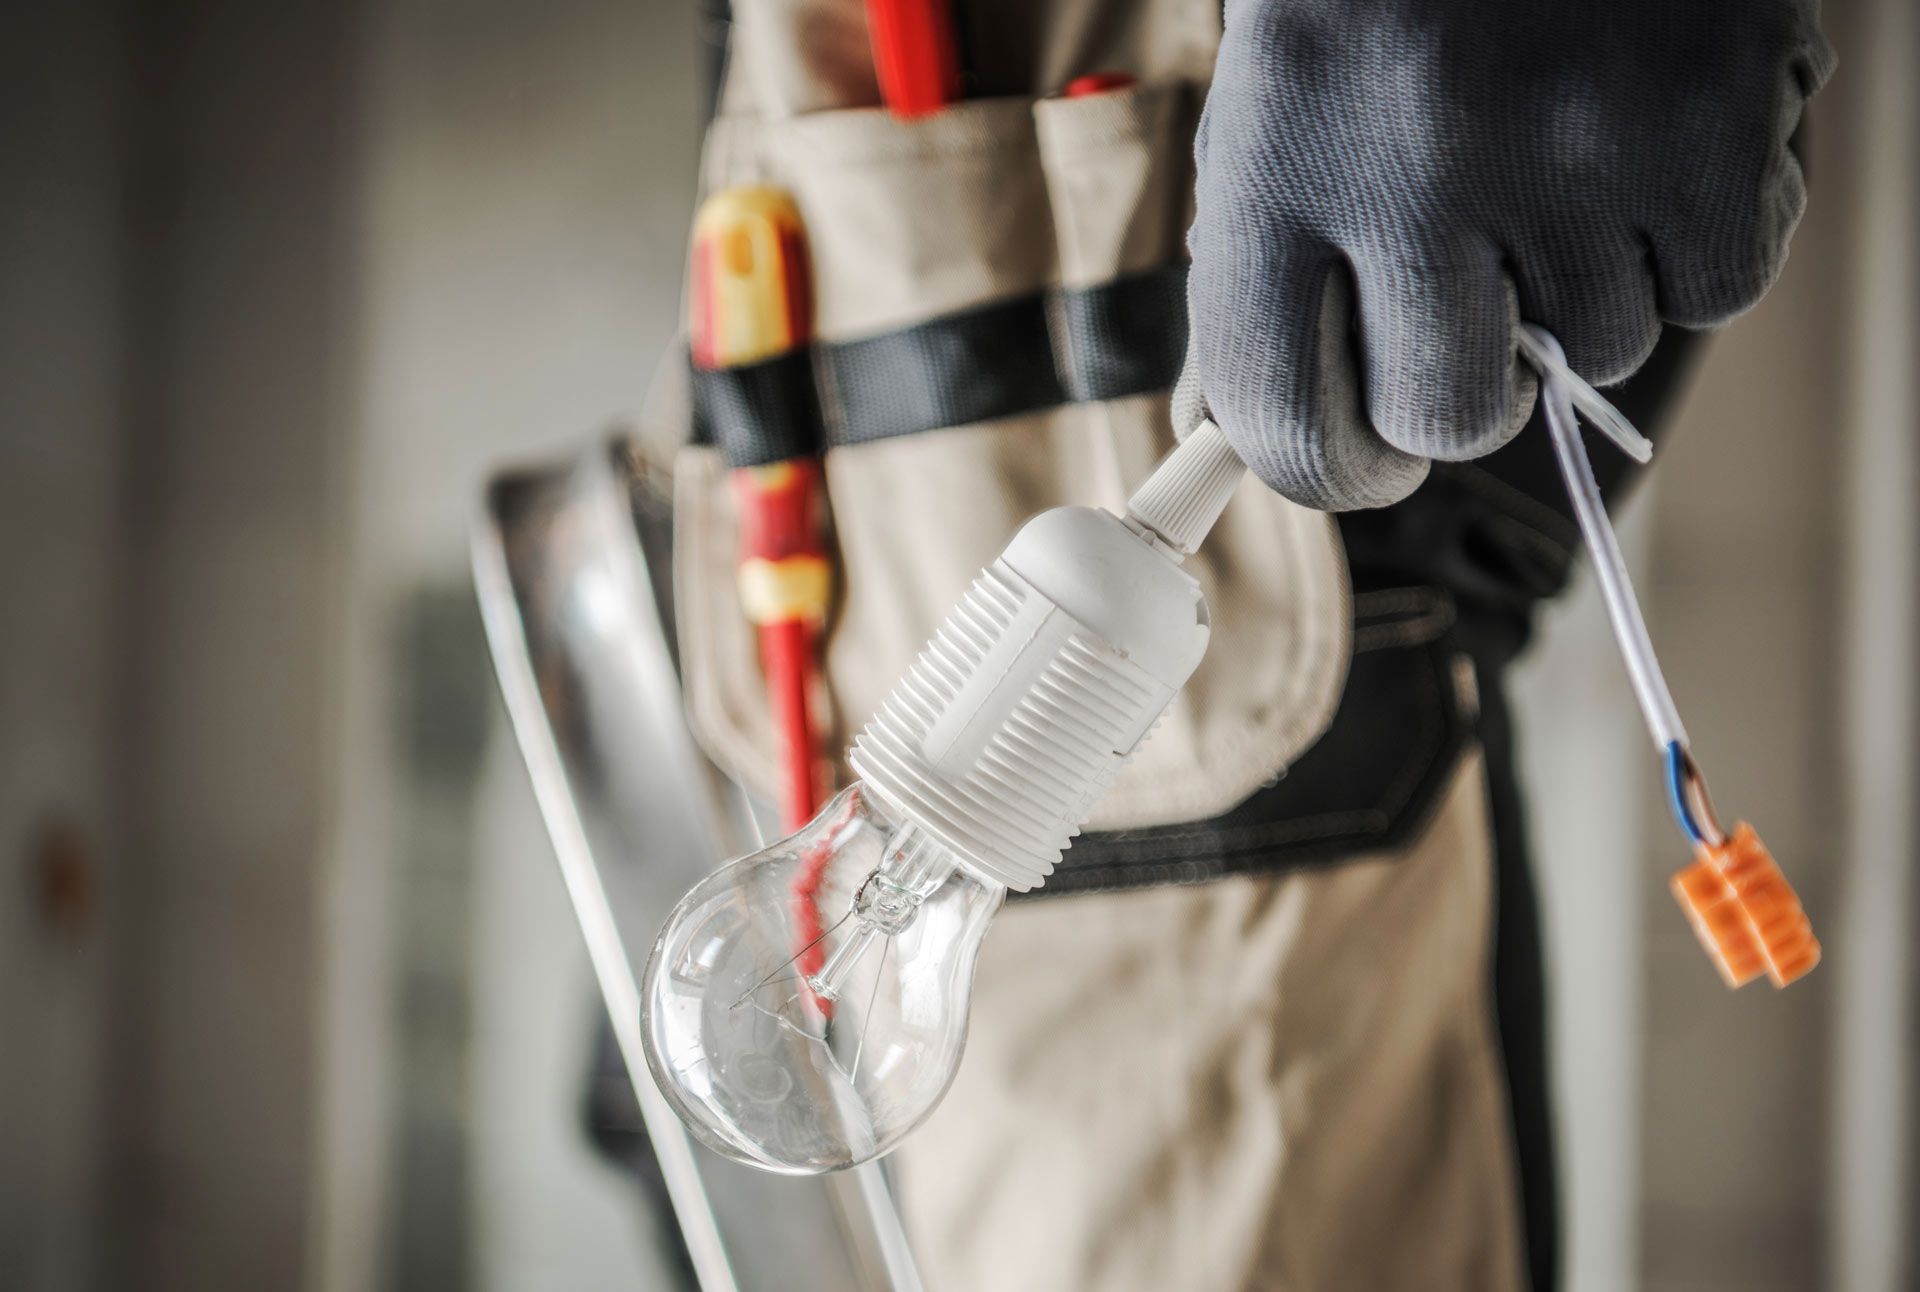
top-left (1670, 824), bottom-right (1821, 990)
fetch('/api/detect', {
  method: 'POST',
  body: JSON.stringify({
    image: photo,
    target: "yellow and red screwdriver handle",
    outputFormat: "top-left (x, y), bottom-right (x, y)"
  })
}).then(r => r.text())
top-left (689, 186), bottom-right (833, 833)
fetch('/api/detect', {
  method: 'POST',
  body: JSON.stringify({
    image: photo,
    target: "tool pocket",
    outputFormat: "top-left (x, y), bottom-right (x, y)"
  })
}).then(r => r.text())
top-left (675, 86), bottom-right (1350, 833)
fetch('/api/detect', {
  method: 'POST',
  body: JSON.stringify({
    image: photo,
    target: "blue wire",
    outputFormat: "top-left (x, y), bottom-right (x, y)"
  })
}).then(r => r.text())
top-left (1664, 741), bottom-right (1708, 846)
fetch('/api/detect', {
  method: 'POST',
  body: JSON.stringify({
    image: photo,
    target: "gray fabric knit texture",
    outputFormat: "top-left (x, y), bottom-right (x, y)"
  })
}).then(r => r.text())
top-left (1186, 0), bottom-right (1835, 511)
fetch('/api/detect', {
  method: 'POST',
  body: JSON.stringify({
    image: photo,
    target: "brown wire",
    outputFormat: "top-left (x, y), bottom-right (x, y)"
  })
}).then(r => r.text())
top-left (1678, 748), bottom-right (1728, 849)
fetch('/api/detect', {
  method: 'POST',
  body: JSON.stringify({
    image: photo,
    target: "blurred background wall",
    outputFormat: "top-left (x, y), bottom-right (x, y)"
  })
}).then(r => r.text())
top-left (5, 0), bottom-right (702, 1288)
top-left (1, 1), bottom-right (1914, 1291)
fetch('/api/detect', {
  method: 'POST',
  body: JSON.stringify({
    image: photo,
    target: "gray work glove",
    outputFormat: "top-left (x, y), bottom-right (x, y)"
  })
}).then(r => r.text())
top-left (1181, 0), bottom-right (1835, 510)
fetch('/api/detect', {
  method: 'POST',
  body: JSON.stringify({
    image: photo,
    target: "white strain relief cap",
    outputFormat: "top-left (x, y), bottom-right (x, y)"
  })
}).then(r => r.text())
top-left (849, 421), bottom-right (1249, 893)
top-left (1125, 418), bottom-right (1246, 555)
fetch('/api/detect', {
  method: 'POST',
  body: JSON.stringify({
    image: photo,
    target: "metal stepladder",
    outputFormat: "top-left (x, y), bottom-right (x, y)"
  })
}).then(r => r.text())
top-left (474, 435), bottom-right (926, 1292)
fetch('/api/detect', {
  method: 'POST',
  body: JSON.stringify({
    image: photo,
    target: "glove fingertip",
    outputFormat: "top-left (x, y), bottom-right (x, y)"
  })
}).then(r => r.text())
top-left (1417, 358), bottom-right (1536, 464)
top-left (1354, 262), bottom-right (1537, 465)
top-left (1219, 405), bottom-right (1431, 512)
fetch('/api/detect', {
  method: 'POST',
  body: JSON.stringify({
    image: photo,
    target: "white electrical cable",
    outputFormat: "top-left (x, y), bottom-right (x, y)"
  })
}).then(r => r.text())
top-left (1520, 322), bottom-right (1687, 751)
top-left (1516, 325), bottom-right (1656, 464)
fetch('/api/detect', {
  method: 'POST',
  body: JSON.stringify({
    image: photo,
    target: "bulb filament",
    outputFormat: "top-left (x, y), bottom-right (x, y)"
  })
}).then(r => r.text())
top-left (808, 824), bottom-right (955, 1002)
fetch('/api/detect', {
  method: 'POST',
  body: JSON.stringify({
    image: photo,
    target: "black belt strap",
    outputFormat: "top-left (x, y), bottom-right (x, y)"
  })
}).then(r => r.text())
top-left (691, 263), bottom-right (1189, 468)
top-left (1057, 265), bottom-right (1189, 404)
top-left (688, 349), bottom-right (826, 468)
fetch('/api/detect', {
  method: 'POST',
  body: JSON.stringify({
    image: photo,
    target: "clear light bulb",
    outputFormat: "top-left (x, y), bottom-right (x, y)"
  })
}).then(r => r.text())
top-left (641, 783), bottom-right (1002, 1174)
top-left (641, 422), bottom-right (1246, 1175)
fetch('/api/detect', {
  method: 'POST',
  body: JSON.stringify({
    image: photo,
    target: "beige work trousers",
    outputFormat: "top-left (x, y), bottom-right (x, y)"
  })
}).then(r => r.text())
top-left (895, 752), bottom-right (1527, 1292)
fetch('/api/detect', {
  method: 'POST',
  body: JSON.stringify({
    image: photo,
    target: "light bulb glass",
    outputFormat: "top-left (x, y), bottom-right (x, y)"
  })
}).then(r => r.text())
top-left (641, 784), bottom-right (1004, 1174)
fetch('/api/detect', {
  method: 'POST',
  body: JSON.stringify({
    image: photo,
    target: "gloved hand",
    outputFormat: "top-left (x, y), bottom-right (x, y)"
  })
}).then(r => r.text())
top-left (1181, 0), bottom-right (1835, 510)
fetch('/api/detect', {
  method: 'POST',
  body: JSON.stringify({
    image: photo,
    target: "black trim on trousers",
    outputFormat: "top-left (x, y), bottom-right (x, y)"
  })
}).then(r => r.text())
top-left (1020, 586), bottom-right (1475, 897)
top-left (1473, 646), bottom-right (1560, 1292)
